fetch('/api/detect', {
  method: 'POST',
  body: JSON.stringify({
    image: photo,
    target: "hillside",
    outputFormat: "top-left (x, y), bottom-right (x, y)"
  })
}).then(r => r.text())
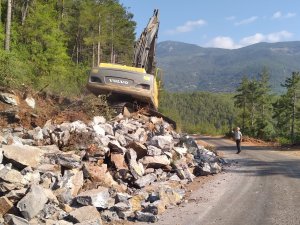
top-left (157, 41), bottom-right (300, 93)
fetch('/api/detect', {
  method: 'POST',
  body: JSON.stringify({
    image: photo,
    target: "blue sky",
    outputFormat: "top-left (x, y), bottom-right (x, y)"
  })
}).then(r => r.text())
top-left (119, 0), bottom-right (299, 49)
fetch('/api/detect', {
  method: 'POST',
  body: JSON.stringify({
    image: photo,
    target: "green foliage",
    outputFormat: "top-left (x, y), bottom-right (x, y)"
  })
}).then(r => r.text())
top-left (159, 91), bottom-right (235, 135)
top-left (233, 69), bottom-right (275, 140)
top-left (0, 0), bottom-right (136, 96)
top-left (0, 50), bottom-right (31, 87)
top-left (273, 72), bottom-right (300, 143)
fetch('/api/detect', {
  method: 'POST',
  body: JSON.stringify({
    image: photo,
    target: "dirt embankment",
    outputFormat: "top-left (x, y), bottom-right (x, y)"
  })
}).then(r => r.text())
top-left (0, 88), bottom-right (112, 129)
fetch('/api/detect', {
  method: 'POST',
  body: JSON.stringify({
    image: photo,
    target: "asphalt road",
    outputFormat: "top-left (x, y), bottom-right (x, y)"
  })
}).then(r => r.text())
top-left (145, 136), bottom-right (300, 225)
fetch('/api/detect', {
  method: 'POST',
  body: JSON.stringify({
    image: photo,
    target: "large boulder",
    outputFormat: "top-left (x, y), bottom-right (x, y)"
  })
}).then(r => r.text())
top-left (76, 187), bottom-right (111, 209)
top-left (141, 155), bottom-right (171, 169)
top-left (2, 145), bottom-right (43, 169)
top-left (17, 185), bottom-right (48, 220)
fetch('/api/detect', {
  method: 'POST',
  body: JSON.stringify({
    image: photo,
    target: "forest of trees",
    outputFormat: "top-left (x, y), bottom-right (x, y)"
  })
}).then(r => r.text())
top-left (160, 69), bottom-right (300, 145)
top-left (0, 0), bottom-right (136, 94)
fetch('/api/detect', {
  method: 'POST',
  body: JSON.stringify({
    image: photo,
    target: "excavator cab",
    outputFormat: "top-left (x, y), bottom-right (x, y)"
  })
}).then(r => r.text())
top-left (87, 9), bottom-right (160, 110)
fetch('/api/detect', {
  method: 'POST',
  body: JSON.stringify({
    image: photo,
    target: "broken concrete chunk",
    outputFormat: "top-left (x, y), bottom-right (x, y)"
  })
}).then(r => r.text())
top-left (99, 124), bottom-right (114, 136)
top-left (44, 219), bottom-right (73, 225)
top-left (2, 145), bottom-right (43, 169)
top-left (115, 193), bottom-right (132, 203)
top-left (100, 210), bottom-right (120, 222)
top-left (70, 121), bottom-right (88, 133)
top-left (27, 127), bottom-right (43, 141)
top-left (126, 149), bottom-right (144, 179)
top-left (17, 185), bottom-right (48, 220)
top-left (5, 188), bottom-right (27, 204)
top-left (147, 145), bottom-right (162, 156)
top-left (0, 166), bottom-right (26, 186)
top-left (4, 214), bottom-right (29, 225)
top-left (57, 154), bottom-right (81, 169)
top-left (67, 206), bottom-right (101, 223)
top-left (210, 162), bottom-right (222, 174)
top-left (126, 142), bottom-right (147, 159)
top-left (58, 169), bottom-right (83, 198)
top-left (76, 187), bottom-right (110, 209)
top-left (129, 192), bottom-right (148, 212)
top-left (173, 146), bottom-right (188, 156)
top-left (194, 162), bottom-right (211, 176)
top-left (83, 163), bottom-right (107, 182)
top-left (0, 196), bottom-right (14, 217)
top-left (141, 155), bottom-right (171, 169)
top-left (173, 160), bottom-right (195, 182)
top-left (150, 135), bottom-right (173, 149)
top-left (110, 153), bottom-right (128, 170)
top-left (113, 202), bottom-right (132, 212)
top-left (135, 211), bottom-right (158, 223)
top-left (93, 116), bottom-right (106, 125)
top-left (92, 125), bottom-right (105, 136)
top-left (108, 140), bottom-right (126, 154)
top-left (142, 202), bottom-right (161, 215)
top-left (25, 97), bottom-right (35, 109)
top-left (158, 187), bottom-right (183, 207)
top-left (134, 173), bottom-right (157, 188)
top-left (0, 93), bottom-right (18, 105)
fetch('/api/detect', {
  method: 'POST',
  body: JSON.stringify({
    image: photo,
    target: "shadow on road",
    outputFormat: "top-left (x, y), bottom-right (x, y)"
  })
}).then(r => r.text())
top-left (196, 136), bottom-right (300, 179)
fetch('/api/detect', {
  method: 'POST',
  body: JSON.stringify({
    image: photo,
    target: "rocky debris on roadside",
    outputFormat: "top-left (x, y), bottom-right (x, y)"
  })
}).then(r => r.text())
top-left (0, 92), bottom-right (223, 224)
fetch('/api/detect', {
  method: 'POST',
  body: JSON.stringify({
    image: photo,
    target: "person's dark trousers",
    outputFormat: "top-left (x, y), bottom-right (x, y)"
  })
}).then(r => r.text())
top-left (236, 139), bottom-right (241, 153)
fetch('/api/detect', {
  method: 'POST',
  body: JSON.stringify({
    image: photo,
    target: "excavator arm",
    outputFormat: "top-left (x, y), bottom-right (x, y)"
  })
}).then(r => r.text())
top-left (132, 9), bottom-right (159, 74)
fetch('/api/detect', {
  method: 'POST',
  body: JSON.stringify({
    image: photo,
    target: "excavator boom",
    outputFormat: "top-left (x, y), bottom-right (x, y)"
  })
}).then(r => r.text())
top-left (133, 9), bottom-right (159, 74)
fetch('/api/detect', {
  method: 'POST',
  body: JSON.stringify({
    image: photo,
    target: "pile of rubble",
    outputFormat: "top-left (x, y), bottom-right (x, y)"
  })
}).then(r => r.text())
top-left (0, 91), bottom-right (223, 225)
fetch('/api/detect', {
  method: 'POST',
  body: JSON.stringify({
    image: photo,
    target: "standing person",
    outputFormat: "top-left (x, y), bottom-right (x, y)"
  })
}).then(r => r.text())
top-left (234, 127), bottom-right (242, 154)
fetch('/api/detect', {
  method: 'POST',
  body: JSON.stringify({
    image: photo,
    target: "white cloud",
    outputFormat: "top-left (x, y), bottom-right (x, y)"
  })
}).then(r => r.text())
top-left (272, 11), bottom-right (282, 19)
top-left (166, 19), bottom-right (206, 34)
top-left (272, 11), bottom-right (296, 19)
top-left (267, 30), bottom-right (293, 42)
top-left (234, 16), bottom-right (258, 26)
top-left (226, 16), bottom-right (236, 21)
top-left (205, 31), bottom-right (293, 49)
top-left (240, 33), bottom-right (265, 46)
top-left (286, 12), bottom-right (296, 18)
top-left (205, 36), bottom-right (241, 49)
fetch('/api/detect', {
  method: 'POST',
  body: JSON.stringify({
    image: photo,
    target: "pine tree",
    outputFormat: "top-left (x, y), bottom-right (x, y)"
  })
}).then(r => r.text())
top-left (256, 68), bottom-right (274, 139)
top-left (281, 72), bottom-right (300, 143)
top-left (234, 76), bottom-right (250, 132)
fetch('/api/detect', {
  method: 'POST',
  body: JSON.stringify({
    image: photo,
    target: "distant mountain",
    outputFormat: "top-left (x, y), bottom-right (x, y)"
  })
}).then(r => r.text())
top-left (157, 41), bottom-right (300, 93)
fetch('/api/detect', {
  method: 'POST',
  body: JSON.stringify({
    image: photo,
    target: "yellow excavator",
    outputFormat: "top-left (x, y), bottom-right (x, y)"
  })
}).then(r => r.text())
top-left (87, 9), bottom-right (176, 127)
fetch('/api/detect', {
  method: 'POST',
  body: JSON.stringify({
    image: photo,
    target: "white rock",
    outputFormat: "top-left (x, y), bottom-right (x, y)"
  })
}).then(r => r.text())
top-left (93, 116), bottom-right (106, 125)
top-left (70, 121), bottom-right (87, 133)
top-left (25, 97), bottom-right (35, 109)
top-left (93, 124), bottom-right (105, 136)
top-left (76, 187), bottom-right (110, 209)
top-left (17, 185), bottom-right (48, 220)
top-left (0, 93), bottom-right (18, 105)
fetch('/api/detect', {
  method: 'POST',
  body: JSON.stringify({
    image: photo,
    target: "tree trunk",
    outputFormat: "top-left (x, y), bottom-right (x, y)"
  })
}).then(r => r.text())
top-left (97, 13), bottom-right (101, 65)
top-left (92, 42), bottom-right (95, 67)
top-left (110, 43), bottom-right (114, 63)
top-left (242, 100), bottom-right (246, 131)
top-left (0, 0), bottom-right (2, 22)
top-left (76, 29), bottom-right (80, 65)
top-left (291, 91), bottom-right (296, 143)
top-left (21, 0), bottom-right (29, 25)
top-left (110, 17), bottom-right (114, 63)
top-left (5, 0), bottom-right (12, 51)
